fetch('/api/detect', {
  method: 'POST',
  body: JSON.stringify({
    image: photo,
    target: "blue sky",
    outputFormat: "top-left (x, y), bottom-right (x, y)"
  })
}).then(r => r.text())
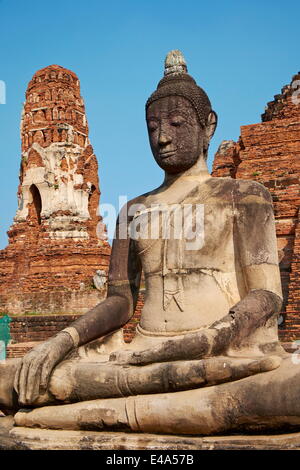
top-left (0, 0), bottom-right (299, 248)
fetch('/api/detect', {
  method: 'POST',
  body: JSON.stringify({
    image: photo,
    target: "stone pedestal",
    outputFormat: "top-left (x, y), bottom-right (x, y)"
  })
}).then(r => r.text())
top-left (1, 418), bottom-right (300, 450)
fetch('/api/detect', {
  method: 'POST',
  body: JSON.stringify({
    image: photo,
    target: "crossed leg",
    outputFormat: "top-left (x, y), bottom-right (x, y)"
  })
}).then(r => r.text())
top-left (13, 355), bottom-right (300, 435)
top-left (1, 351), bottom-right (281, 414)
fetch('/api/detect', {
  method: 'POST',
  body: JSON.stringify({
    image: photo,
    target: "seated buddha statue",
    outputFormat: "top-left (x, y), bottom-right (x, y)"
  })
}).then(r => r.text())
top-left (1, 51), bottom-right (300, 435)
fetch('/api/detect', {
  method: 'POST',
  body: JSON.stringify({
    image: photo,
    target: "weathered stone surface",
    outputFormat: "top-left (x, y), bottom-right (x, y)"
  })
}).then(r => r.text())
top-left (1, 424), bottom-right (300, 450)
top-left (212, 72), bottom-right (300, 342)
top-left (0, 65), bottom-right (110, 315)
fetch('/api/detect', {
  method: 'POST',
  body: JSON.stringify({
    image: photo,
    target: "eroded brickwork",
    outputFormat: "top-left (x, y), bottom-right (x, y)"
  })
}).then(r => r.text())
top-left (4, 291), bottom-right (145, 352)
top-left (211, 140), bottom-right (241, 178)
top-left (0, 65), bottom-right (110, 315)
top-left (212, 72), bottom-right (300, 341)
top-left (9, 314), bottom-right (82, 343)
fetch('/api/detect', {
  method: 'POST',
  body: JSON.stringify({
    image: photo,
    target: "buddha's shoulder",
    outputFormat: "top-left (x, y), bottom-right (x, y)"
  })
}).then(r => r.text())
top-left (205, 177), bottom-right (272, 203)
top-left (117, 191), bottom-right (155, 221)
top-left (124, 184), bottom-right (167, 208)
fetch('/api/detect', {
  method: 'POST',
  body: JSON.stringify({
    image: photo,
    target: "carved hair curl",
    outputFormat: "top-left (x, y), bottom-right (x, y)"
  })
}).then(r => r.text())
top-left (146, 73), bottom-right (213, 128)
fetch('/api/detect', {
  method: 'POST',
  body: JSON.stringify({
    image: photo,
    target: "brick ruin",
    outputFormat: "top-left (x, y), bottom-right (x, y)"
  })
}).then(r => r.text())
top-left (212, 72), bottom-right (300, 342)
top-left (0, 65), bottom-right (110, 316)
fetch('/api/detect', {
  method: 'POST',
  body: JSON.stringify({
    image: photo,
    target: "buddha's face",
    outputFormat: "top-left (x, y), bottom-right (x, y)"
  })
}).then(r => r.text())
top-left (146, 95), bottom-right (205, 174)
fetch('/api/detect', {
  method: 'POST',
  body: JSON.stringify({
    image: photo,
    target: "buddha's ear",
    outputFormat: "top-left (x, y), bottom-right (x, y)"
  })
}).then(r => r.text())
top-left (205, 111), bottom-right (218, 143)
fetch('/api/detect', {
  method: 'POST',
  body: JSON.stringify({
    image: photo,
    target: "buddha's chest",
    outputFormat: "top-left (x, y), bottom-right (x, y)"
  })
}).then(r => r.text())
top-left (131, 202), bottom-right (235, 274)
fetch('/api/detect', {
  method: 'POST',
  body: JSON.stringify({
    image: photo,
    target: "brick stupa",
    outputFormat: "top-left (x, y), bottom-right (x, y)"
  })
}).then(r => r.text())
top-left (212, 72), bottom-right (300, 342)
top-left (0, 65), bottom-right (110, 315)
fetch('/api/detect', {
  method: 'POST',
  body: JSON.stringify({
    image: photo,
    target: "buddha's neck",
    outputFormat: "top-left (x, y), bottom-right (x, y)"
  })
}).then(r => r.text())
top-left (163, 155), bottom-right (211, 186)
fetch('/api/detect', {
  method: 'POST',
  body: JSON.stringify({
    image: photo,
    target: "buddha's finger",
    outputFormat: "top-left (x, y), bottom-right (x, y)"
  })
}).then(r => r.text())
top-left (13, 361), bottom-right (22, 395)
top-left (17, 361), bottom-right (31, 405)
top-left (39, 359), bottom-right (55, 394)
top-left (25, 359), bottom-right (44, 404)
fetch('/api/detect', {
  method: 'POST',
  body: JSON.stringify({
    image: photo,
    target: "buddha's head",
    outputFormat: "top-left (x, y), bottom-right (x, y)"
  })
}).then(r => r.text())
top-left (146, 50), bottom-right (217, 174)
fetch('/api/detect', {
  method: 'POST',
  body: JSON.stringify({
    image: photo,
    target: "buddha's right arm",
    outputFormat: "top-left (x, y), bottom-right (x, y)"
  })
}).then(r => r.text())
top-left (14, 212), bottom-right (142, 405)
top-left (60, 232), bottom-right (142, 347)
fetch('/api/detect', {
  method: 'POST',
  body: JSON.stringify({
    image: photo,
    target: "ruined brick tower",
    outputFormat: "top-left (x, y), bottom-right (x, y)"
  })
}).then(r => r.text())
top-left (0, 65), bottom-right (110, 315)
top-left (212, 72), bottom-right (300, 342)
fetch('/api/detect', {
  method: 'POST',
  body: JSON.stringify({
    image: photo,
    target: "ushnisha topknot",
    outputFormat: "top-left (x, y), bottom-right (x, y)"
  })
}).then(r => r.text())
top-left (146, 50), bottom-right (214, 128)
top-left (164, 49), bottom-right (188, 75)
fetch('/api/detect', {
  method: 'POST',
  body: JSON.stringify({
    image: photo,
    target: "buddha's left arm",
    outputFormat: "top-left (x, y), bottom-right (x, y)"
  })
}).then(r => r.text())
top-left (234, 184), bottom-right (283, 302)
top-left (211, 184), bottom-right (283, 349)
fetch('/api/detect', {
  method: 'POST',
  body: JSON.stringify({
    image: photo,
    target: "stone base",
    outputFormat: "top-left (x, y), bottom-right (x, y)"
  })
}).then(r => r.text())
top-left (1, 419), bottom-right (300, 450)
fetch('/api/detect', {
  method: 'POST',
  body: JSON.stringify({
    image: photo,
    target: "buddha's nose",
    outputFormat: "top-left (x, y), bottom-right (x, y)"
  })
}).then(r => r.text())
top-left (158, 132), bottom-right (172, 146)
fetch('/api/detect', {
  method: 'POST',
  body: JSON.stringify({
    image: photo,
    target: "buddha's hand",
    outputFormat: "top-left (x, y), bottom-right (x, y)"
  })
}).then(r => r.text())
top-left (116, 291), bottom-right (283, 367)
top-left (109, 349), bottom-right (138, 364)
top-left (109, 329), bottom-right (218, 366)
top-left (14, 331), bottom-right (74, 406)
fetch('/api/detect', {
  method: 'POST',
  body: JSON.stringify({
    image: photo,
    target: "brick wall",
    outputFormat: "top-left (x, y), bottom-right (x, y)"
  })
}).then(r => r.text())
top-left (3, 291), bottom-right (145, 357)
top-left (9, 314), bottom-right (81, 343)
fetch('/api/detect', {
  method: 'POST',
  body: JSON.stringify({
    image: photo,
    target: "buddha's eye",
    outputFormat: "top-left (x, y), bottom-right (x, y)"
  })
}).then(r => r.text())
top-left (148, 120), bottom-right (158, 132)
top-left (170, 116), bottom-right (185, 127)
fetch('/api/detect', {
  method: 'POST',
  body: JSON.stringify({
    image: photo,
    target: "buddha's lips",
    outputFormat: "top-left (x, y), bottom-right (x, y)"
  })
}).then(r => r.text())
top-left (159, 149), bottom-right (176, 158)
